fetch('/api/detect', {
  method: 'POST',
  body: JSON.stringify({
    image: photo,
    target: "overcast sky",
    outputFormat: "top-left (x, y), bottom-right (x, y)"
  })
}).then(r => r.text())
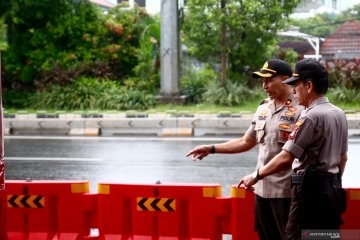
top-left (107, 0), bottom-right (360, 15)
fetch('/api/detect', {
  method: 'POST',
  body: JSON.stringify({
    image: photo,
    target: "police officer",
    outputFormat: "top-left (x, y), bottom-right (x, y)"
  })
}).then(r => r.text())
top-left (240, 58), bottom-right (348, 240)
top-left (186, 59), bottom-right (304, 240)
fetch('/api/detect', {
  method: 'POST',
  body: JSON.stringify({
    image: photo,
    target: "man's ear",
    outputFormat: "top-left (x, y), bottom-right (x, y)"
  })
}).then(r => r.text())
top-left (306, 80), bottom-right (313, 93)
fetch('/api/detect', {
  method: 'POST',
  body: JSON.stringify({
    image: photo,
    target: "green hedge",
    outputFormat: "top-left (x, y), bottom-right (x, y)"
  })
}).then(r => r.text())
top-left (30, 77), bottom-right (155, 110)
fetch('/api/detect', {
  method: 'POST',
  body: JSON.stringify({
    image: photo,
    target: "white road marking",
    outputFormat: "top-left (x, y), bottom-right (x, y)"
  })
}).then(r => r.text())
top-left (4, 157), bottom-right (102, 161)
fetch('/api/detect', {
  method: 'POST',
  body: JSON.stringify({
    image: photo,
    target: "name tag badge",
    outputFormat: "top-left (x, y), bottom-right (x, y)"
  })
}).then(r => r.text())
top-left (280, 115), bottom-right (295, 122)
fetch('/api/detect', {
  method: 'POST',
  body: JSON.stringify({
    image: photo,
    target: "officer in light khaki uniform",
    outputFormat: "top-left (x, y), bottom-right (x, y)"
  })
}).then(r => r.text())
top-left (247, 61), bottom-right (303, 240)
top-left (248, 94), bottom-right (301, 199)
top-left (240, 59), bottom-right (348, 240)
top-left (187, 59), bottom-right (304, 240)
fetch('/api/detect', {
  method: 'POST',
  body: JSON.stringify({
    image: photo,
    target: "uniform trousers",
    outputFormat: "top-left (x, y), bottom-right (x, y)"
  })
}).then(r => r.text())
top-left (285, 175), bottom-right (343, 240)
top-left (255, 194), bottom-right (291, 240)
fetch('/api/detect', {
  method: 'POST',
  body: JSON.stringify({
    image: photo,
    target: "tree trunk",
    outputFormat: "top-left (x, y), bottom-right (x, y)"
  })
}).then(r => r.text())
top-left (220, 0), bottom-right (227, 85)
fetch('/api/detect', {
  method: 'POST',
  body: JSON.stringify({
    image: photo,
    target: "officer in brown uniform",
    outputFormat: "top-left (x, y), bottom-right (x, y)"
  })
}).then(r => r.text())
top-left (186, 59), bottom-right (304, 240)
top-left (240, 59), bottom-right (348, 240)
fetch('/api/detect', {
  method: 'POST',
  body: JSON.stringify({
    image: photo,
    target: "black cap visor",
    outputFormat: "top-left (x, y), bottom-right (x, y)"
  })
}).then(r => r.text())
top-left (283, 75), bottom-right (301, 85)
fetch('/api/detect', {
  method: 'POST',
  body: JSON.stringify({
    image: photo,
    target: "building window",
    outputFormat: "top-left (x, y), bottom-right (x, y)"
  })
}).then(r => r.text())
top-left (332, 0), bottom-right (337, 9)
top-left (135, 0), bottom-right (145, 7)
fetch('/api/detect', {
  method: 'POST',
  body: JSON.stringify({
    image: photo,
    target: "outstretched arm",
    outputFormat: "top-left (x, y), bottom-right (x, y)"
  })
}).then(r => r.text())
top-left (186, 133), bottom-right (257, 161)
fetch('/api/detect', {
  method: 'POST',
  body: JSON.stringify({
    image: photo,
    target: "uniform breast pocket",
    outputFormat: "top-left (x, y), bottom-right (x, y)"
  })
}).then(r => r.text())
top-left (255, 121), bottom-right (266, 143)
top-left (277, 129), bottom-right (292, 144)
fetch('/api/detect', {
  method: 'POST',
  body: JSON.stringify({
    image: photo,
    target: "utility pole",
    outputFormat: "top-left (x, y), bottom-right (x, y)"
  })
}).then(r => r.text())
top-left (159, 0), bottom-right (183, 103)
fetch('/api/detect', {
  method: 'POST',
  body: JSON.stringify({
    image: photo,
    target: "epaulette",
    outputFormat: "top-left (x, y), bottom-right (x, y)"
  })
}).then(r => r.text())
top-left (259, 98), bottom-right (270, 105)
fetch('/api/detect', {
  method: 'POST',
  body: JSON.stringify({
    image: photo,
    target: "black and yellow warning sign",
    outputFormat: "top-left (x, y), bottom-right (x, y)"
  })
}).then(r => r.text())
top-left (7, 195), bottom-right (45, 208)
top-left (137, 197), bottom-right (175, 212)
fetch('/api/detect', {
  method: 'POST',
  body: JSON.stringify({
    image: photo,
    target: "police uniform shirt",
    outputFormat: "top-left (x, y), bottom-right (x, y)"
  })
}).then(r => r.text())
top-left (246, 94), bottom-right (304, 198)
top-left (283, 97), bottom-right (348, 174)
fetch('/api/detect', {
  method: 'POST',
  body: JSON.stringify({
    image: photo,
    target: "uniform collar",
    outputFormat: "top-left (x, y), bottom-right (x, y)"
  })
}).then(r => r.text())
top-left (306, 96), bottom-right (329, 111)
top-left (270, 93), bottom-right (295, 113)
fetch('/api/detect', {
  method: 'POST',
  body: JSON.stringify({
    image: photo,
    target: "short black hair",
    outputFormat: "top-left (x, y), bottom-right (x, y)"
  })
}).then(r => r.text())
top-left (303, 76), bottom-right (328, 94)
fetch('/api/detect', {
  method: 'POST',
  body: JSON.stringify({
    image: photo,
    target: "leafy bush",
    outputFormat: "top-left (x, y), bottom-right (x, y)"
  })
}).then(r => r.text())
top-left (328, 86), bottom-right (360, 105)
top-left (181, 67), bottom-right (218, 104)
top-left (31, 77), bottom-right (155, 110)
top-left (2, 90), bottom-right (34, 109)
top-left (325, 60), bottom-right (360, 88)
top-left (202, 80), bottom-right (265, 106)
top-left (268, 45), bottom-right (299, 67)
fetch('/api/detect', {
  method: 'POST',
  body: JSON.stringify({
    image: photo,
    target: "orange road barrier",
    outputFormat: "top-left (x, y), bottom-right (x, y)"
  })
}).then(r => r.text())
top-left (0, 188), bottom-right (6, 240)
top-left (341, 188), bottom-right (360, 239)
top-left (5, 180), bottom-right (97, 240)
top-left (97, 183), bottom-right (230, 239)
top-left (2, 180), bottom-right (359, 239)
top-left (230, 185), bottom-right (258, 240)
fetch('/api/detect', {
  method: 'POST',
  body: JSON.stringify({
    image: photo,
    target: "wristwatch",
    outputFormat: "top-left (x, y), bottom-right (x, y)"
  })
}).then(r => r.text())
top-left (252, 169), bottom-right (263, 181)
top-left (210, 145), bottom-right (216, 154)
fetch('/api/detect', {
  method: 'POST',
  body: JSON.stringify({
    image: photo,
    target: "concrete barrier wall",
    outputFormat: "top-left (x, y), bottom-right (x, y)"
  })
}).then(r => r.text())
top-left (4, 113), bottom-right (360, 137)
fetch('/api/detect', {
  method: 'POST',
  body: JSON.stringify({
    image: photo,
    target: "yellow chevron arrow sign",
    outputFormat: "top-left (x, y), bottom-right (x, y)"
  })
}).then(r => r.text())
top-left (137, 197), bottom-right (175, 212)
top-left (7, 195), bottom-right (45, 208)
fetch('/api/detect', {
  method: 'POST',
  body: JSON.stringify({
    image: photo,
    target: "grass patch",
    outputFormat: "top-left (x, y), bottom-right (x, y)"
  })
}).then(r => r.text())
top-left (4, 96), bottom-right (360, 114)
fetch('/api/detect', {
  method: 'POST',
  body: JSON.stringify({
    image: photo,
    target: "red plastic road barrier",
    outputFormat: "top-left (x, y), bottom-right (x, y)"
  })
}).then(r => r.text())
top-left (0, 188), bottom-right (5, 240)
top-left (341, 188), bottom-right (360, 239)
top-left (5, 180), bottom-right (97, 240)
top-left (230, 186), bottom-right (360, 240)
top-left (97, 183), bottom-right (230, 239)
top-left (230, 185), bottom-right (258, 240)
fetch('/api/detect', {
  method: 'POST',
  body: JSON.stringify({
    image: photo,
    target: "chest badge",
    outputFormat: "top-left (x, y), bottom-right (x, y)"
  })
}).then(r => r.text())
top-left (288, 107), bottom-right (297, 112)
top-left (279, 123), bottom-right (291, 129)
top-left (280, 130), bottom-right (290, 140)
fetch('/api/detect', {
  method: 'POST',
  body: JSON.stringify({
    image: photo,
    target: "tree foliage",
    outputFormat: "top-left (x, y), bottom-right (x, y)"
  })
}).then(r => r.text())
top-left (181, 0), bottom-right (300, 82)
top-left (1, 0), bottom-right (160, 91)
top-left (0, 18), bottom-right (7, 50)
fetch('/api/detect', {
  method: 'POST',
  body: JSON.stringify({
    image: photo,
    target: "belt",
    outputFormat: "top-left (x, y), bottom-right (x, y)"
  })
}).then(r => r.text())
top-left (291, 173), bottom-right (339, 186)
top-left (291, 174), bottom-right (304, 185)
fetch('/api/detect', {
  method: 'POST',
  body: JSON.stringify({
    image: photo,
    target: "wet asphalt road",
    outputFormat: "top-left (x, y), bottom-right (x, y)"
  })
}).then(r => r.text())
top-left (3, 136), bottom-right (359, 196)
top-left (4, 136), bottom-right (258, 196)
